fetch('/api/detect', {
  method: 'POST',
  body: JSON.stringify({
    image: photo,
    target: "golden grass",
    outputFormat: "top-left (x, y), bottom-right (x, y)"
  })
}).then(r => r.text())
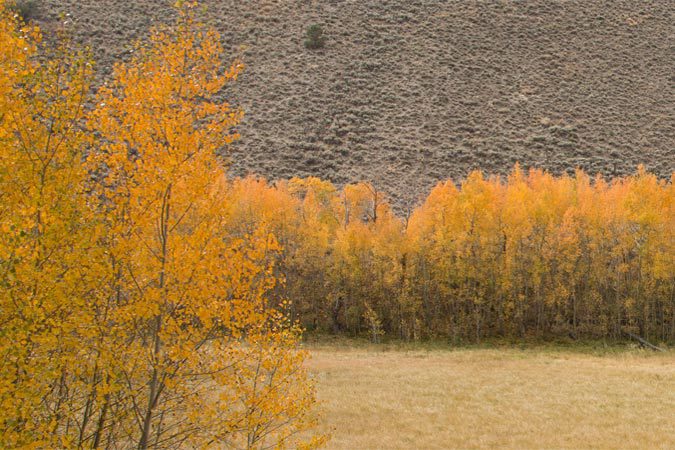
top-left (305, 345), bottom-right (675, 449)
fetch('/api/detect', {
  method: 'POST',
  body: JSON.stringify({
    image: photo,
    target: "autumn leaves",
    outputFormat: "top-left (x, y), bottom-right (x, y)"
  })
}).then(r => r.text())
top-left (225, 169), bottom-right (673, 344)
top-left (0, 3), bottom-right (318, 448)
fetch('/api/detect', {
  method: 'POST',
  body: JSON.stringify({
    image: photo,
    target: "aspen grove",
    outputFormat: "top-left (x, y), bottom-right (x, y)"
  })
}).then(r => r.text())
top-left (1, 0), bottom-right (674, 448)
top-left (225, 169), bottom-right (673, 344)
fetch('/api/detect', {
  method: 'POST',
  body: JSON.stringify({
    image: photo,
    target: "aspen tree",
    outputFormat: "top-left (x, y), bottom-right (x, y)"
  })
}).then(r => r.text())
top-left (88, 4), bottom-right (320, 447)
top-left (1, 2), bottom-right (323, 447)
top-left (0, 7), bottom-right (98, 446)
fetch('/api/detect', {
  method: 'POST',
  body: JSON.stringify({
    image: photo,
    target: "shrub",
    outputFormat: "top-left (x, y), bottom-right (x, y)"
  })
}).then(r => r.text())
top-left (304, 24), bottom-right (326, 49)
top-left (8, 0), bottom-right (38, 22)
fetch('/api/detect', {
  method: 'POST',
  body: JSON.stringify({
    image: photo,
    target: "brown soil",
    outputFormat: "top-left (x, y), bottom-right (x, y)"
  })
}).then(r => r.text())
top-left (35, 0), bottom-right (674, 209)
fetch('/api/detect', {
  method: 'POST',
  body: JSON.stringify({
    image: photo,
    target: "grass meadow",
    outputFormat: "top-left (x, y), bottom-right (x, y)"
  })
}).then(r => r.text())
top-left (305, 341), bottom-right (675, 449)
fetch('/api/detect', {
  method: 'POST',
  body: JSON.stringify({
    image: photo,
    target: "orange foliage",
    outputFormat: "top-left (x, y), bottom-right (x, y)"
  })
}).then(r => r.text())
top-left (223, 168), bottom-right (673, 343)
top-left (0, 3), bottom-right (322, 448)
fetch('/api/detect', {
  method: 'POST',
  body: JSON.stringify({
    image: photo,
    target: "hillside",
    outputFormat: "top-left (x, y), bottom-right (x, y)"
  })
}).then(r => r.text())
top-left (36, 0), bottom-right (674, 208)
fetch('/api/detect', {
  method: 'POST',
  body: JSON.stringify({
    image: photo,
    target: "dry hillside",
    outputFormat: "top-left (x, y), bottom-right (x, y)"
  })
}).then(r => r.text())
top-left (35, 0), bottom-right (674, 208)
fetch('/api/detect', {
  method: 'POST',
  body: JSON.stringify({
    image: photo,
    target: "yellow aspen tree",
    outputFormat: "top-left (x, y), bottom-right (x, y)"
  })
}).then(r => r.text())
top-left (0, 6), bottom-right (102, 446)
top-left (621, 167), bottom-right (673, 338)
top-left (285, 177), bottom-right (340, 329)
top-left (451, 171), bottom-right (501, 340)
top-left (329, 183), bottom-right (403, 335)
top-left (85, 3), bottom-right (321, 448)
top-left (407, 180), bottom-right (461, 337)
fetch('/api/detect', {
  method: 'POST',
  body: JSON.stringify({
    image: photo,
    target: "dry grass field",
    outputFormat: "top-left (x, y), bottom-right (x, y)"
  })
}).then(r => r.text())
top-left (32, 0), bottom-right (674, 209)
top-left (306, 345), bottom-right (675, 449)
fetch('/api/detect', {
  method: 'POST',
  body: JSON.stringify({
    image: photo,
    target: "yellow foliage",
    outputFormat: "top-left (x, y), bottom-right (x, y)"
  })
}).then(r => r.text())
top-left (223, 166), bottom-right (674, 343)
top-left (0, 3), bottom-right (322, 448)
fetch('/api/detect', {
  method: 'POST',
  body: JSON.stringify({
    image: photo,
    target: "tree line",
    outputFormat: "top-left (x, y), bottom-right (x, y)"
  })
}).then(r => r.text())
top-left (225, 169), bottom-right (673, 344)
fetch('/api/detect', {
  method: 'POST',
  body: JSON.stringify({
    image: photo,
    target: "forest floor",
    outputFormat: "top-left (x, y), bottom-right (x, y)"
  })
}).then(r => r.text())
top-left (305, 341), bottom-right (675, 449)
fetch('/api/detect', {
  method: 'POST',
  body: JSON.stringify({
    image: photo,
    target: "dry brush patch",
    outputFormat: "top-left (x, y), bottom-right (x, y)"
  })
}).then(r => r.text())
top-left (34, 0), bottom-right (675, 210)
top-left (306, 346), bottom-right (675, 449)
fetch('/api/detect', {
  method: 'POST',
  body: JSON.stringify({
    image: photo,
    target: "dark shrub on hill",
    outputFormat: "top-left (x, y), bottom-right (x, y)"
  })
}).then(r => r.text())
top-left (304, 24), bottom-right (326, 49)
